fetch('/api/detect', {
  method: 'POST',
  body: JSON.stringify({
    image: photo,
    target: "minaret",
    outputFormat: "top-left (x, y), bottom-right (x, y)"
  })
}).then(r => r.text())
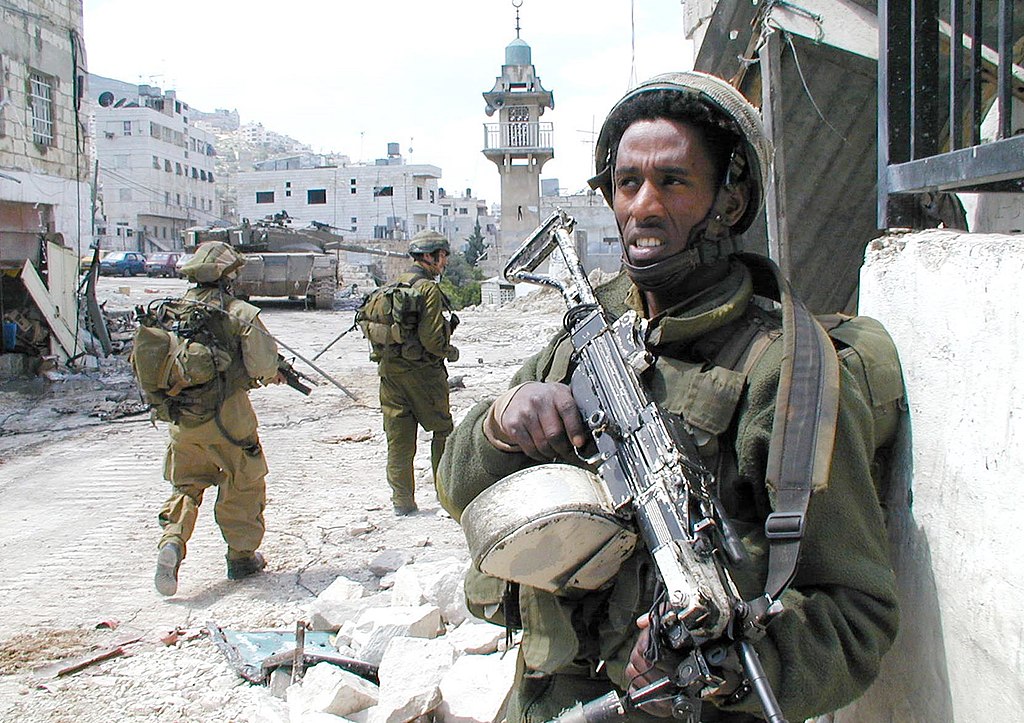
top-left (482, 2), bottom-right (554, 271)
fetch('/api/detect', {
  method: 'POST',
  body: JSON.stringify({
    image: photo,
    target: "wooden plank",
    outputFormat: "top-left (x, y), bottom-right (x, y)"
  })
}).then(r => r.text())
top-left (20, 260), bottom-right (78, 360)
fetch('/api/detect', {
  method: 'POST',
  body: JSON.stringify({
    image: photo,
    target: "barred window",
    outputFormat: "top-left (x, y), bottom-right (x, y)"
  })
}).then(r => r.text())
top-left (29, 72), bottom-right (54, 146)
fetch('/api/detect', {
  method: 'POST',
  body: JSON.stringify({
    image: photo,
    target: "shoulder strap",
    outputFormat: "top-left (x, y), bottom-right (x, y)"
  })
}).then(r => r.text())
top-left (736, 254), bottom-right (841, 603)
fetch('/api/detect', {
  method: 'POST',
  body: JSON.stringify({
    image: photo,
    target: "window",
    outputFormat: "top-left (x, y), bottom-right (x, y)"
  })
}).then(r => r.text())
top-left (307, 189), bottom-right (327, 204)
top-left (123, 120), bottom-right (132, 136)
top-left (191, 168), bottom-right (198, 179)
top-left (29, 71), bottom-right (54, 146)
top-left (176, 193), bottom-right (181, 206)
top-left (256, 191), bottom-right (275, 204)
top-left (175, 162), bottom-right (182, 175)
top-left (165, 191), bottom-right (171, 205)
top-left (164, 159), bottom-right (172, 172)
top-left (417, 187), bottom-right (423, 200)
top-left (508, 105), bottom-right (530, 147)
top-left (152, 156), bottom-right (160, 169)
top-left (373, 186), bottom-right (393, 197)
top-left (459, 208), bottom-right (468, 215)
top-left (430, 190), bottom-right (435, 203)
top-left (443, 208), bottom-right (449, 216)
top-left (208, 172), bottom-right (215, 182)
top-left (200, 170), bottom-right (207, 181)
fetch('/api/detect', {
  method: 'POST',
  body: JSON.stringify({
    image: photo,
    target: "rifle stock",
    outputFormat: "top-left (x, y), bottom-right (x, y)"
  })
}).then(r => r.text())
top-left (506, 209), bottom-right (786, 723)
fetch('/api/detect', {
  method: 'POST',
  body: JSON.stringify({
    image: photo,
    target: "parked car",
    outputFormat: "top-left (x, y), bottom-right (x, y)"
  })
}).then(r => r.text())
top-left (99, 251), bottom-right (147, 276)
top-left (175, 253), bottom-right (194, 276)
top-left (145, 252), bottom-right (182, 277)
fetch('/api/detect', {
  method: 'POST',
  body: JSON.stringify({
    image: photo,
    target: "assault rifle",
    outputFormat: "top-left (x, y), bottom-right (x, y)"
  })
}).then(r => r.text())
top-left (277, 355), bottom-right (313, 395)
top-left (504, 209), bottom-right (786, 723)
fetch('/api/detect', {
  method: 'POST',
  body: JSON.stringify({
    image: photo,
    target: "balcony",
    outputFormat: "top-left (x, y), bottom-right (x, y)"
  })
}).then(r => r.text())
top-left (482, 122), bottom-right (554, 154)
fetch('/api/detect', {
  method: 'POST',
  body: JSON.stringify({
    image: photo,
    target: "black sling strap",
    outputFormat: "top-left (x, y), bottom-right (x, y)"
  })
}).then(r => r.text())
top-left (737, 254), bottom-right (841, 602)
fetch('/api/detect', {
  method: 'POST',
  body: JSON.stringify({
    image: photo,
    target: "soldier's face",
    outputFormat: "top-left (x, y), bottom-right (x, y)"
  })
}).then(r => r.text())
top-left (612, 118), bottom-right (719, 267)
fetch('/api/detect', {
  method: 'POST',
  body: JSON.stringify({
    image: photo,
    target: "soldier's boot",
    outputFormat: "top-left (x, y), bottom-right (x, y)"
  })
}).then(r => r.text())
top-left (154, 541), bottom-right (183, 597)
top-left (227, 551), bottom-right (267, 580)
top-left (393, 503), bottom-right (419, 516)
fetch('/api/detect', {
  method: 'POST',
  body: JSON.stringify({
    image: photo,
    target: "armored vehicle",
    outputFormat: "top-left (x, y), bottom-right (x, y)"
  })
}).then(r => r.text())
top-left (183, 216), bottom-right (341, 309)
top-left (183, 215), bottom-right (409, 309)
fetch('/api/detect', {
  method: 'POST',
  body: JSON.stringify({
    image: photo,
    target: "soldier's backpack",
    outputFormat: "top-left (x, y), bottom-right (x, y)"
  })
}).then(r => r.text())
top-left (355, 281), bottom-right (422, 356)
top-left (130, 298), bottom-right (236, 426)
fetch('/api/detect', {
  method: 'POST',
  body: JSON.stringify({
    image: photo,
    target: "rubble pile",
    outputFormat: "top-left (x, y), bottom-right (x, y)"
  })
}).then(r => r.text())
top-left (258, 554), bottom-right (517, 723)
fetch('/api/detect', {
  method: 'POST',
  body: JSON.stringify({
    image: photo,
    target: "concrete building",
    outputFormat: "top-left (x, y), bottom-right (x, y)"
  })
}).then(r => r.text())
top-left (87, 74), bottom-right (219, 252)
top-left (481, 11), bottom-right (554, 272)
top-left (236, 143), bottom-right (442, 242)
top-left (438, 188), bottom-right (498, 270)
top-left (0, 0), bottom-right (91, 263)
top-left (539, 191), bottom-right (620, 275)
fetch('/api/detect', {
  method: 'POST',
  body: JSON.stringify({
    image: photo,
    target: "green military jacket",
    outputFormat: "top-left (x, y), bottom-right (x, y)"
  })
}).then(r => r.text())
top-left (377, 265), bottom-right (454, 376)
top-left (437, 260), bottom-right (898, 721)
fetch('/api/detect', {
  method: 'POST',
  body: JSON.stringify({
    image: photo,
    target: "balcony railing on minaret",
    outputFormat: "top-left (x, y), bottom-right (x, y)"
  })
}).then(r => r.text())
top-left (483, 121), bottom-right (554, 152)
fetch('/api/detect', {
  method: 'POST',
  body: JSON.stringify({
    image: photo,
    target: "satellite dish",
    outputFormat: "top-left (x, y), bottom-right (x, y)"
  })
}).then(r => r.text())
top-left (113, 98), bottom-right (126, 108)
top-left (98, 91), bottom-right (114, 107)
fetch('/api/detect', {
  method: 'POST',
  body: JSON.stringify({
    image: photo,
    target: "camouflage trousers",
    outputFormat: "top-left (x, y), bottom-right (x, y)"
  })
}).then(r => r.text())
top-left (379, 365), bottom-right (453, 507)
top-left (158, 433), bottom-right (268, 561)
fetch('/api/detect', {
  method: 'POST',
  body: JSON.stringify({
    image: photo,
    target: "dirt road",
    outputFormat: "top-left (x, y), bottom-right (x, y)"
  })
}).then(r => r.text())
top-left (0, 275), bottom-right (563, 722)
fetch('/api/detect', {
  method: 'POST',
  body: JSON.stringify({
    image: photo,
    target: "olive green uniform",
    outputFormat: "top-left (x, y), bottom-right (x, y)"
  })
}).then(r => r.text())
top-left (157, 286), bottom-right (279, 562)
top-left (437, 261), bottom-right (898, 722)
top-left (376, 265), bottom-right (456, 508)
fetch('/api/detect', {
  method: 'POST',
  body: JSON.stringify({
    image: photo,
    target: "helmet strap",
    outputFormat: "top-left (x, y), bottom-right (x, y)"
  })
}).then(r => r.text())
top-left (621, 186), bottom-right (743, 292)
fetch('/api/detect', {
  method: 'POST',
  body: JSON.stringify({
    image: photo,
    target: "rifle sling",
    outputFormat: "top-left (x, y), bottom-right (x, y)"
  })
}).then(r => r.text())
top-left (737, 254), bottom-right (840, 602)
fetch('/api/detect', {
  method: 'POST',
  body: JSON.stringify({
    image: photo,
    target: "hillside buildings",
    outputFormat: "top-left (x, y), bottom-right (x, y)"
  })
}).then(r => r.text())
top-left (438, 189), bottom-right (499, 270)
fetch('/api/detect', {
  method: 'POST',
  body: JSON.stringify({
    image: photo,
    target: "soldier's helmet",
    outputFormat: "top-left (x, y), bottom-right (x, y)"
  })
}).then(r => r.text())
top-left (408, 230), bottom-right (451, 257)
top-left (589, 71), bottom-right (773, 235)
top-left (180, 240), bottom-right (246, 284)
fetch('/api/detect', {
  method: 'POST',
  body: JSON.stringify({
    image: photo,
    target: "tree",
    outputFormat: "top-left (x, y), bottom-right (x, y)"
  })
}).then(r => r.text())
top-left (464, 221), bottom-right (488, 267)
top-left (441, 252), bottom-right (483, 309)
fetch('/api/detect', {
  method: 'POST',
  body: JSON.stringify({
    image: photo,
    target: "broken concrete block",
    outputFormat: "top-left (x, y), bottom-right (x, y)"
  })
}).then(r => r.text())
top-left (437, 650), bottom-right (518, 723)
top-left (390, 558), bottom-right (472, 627)
top-left (353, 605), bottom-right (443, 666)
top-left (444, 620), bottom-right (506, 656)
top-left (318, 576), bottom-right (367, 602)
top-left (286, 662), bottom-right (379, 719)
top-left (369, 550), bottom-right (414, 576)
top-left (310, 591), bottom-right (392, 633)
top-left (370, 637), bottom-right (457, 723)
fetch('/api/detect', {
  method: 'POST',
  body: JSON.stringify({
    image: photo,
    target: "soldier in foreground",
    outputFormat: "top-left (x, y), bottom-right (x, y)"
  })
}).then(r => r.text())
top-left (360, 230), bottom-right (459, 516)
top-left (438, 72), bottom-right (898, 721)
top-left (142, 241), bottom-right (283, 596)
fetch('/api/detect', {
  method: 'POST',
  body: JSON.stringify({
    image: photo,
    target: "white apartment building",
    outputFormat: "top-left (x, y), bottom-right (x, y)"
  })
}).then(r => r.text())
top-left (0, 0), bottom-right (91, 263)
top-left (89, 75), bottom-right (219, 252)
top-left (438, 188), bottom-right (498, 267)
top-left (236, 145), bottom-right (442, 242)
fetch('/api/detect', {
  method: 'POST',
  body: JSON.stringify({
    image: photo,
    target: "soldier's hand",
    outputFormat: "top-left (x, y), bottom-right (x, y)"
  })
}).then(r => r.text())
top-left (449, 312), bottom-right (460, 333)
top-left (488, 381), bottom-right (588, 462)
top-left (446, 345), bottom-right (460, 362)
top-left (624, 613), bottom-right (678, 718)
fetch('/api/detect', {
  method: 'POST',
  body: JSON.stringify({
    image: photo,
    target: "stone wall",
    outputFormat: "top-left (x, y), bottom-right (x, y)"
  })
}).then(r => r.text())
top-left (837, 229), bottom-right (1024, 722)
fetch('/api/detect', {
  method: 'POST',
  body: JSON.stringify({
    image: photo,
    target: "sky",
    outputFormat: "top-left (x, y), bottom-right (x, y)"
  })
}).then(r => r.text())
top-left (82, 0), bottom-right (694, 206)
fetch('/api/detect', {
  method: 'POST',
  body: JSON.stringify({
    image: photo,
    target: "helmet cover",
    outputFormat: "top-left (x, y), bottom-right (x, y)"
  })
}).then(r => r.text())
top-left (180, 241), bottom-right (246, 283)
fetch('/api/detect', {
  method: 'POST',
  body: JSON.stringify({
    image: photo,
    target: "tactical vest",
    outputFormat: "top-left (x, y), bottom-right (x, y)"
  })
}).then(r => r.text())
top-left (355, 280), bottom-right (423, 361)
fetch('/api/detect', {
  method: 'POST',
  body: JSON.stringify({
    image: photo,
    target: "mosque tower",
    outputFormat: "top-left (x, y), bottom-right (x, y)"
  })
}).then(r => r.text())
top-left (482, 2), bottom-right (554, 270)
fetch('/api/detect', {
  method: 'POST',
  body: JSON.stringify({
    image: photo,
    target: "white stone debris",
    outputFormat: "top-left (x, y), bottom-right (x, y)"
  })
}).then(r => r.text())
top-left (349, 605), bottom-right (444, 666)
top-left (286, 662), bottom-right (379, 720)
top-left (369, 636), bottom-right (458, 723)
top-left (437, 650), bottom-right (518, 723)
top-left (390, 556), bottom-right (472, 627)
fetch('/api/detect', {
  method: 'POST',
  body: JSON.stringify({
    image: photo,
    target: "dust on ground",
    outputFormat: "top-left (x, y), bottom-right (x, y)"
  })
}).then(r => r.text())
top-left (0, 274), bottom-right (564, 722)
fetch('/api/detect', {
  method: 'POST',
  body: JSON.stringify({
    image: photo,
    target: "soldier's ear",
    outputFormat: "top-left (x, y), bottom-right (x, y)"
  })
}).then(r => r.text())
top-left (716, 182), bottom-right (749, 229)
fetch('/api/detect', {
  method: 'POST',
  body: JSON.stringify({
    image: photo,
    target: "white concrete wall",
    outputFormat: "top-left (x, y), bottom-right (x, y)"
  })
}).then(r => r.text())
top-left (838, 229), bottom-right (1024, 722)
